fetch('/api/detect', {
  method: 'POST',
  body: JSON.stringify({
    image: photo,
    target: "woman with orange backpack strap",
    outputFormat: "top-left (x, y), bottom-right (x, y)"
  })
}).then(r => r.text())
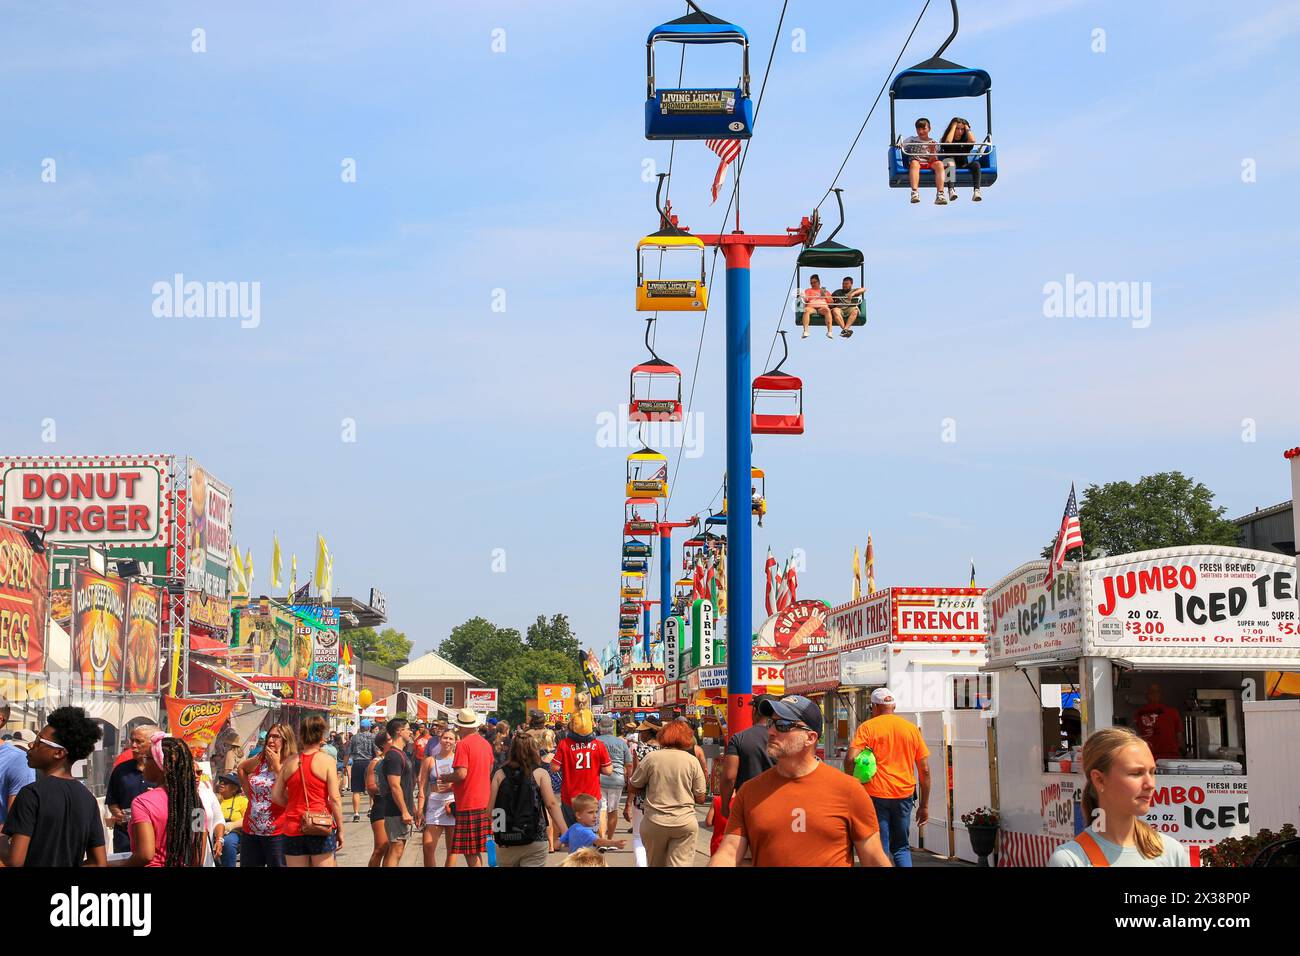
top-left (1048, 727), bottom-right (1190, 867)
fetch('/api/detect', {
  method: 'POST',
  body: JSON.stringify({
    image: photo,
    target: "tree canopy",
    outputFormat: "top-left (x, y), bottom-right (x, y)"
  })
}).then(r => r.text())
top-left (1041, 472), bottom-right (1242, 560)
top-left (342, 626), bottom-right (413, 669)
top-left (438, 613), bottom-right (583, 724)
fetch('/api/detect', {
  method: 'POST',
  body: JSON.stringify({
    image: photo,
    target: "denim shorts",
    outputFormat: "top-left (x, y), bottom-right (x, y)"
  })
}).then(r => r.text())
top-left (284, 832), bottom-right (337, 857)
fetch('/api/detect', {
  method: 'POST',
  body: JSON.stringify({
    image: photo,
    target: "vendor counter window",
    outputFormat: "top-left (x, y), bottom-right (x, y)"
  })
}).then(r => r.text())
top-left (1036, 666), bottom-right (1081, 772)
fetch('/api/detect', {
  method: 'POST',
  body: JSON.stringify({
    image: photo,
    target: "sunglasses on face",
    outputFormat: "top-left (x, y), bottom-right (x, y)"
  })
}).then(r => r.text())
top-left (32, 737), bottom-right (66, 751)
top-left (769, 719), bottom-right (812, 733)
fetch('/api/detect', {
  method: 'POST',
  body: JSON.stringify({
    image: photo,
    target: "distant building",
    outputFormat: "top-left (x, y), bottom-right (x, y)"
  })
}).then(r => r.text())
top-left (1232, 500), bottom-right (1295, 555)
top-left (396, 652), bottom-right (483, 710)
top-left (358, 662), bottom-right (398, 704)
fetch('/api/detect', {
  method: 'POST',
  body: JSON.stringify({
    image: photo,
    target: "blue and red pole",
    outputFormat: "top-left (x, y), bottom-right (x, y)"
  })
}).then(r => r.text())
top-left (723, 244), bottom-right (754, 736)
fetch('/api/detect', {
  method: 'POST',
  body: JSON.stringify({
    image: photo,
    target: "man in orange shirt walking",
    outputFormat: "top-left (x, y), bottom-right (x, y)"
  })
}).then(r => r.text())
top-left (709, 696), bottom-right (891, 868)
top-left (845, 687), bottom-right (931, 867)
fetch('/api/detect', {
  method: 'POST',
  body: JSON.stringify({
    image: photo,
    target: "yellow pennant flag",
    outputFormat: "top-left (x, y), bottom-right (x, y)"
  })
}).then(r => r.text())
top-left (271, 535), bottom-right (283, 590)
top-left (852, 546), bottom-right (862, 600)
top-left (245, 548), bottom-right (255, 595)
top-left (865, 534), bottom-right (876, 595)
top-left (321, 551), bottom-right (334, 604)
top-left (315, 535), bottom-right (329, 590)
top-left (230, 543), bottom-right (248, 595)
top-left (288, 554), bottom-right (298, 597)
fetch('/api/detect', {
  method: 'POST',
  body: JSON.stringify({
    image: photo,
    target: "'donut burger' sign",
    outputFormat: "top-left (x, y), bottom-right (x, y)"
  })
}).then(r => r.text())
top-left (0, 456), bottom-right (170, 546)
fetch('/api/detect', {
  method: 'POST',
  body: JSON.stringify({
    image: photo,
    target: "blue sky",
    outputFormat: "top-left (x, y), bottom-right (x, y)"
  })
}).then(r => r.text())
top-left (3, 0), bottom-right (1298, 661)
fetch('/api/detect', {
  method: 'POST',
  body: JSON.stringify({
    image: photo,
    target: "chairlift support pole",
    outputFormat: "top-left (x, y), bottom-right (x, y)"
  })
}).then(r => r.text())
top-left (692, 219), bottom-right (813, 736)
top-left (655, 518), bottom-right (697, 658)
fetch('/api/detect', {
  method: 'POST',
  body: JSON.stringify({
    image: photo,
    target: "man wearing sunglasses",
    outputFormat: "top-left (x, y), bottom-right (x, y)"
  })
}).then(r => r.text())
top-left (709, 696), bottom-right (891, 868)
top-left (1, 706), bottom-right (106, 867)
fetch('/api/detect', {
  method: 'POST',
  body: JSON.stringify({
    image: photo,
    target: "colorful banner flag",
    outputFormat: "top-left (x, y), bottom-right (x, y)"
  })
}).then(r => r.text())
top-left (865, 534), bottom-right (876, 595)
top-left (72, 568), bottom-right (127, 693)
top-left (166, 695), bottom-right (239, 758)
top-left (0, 523), bottom-right (49, 674)
top-left (764, 547), bottom-right (777, 617)
top-left (271, 534), bottom-right (283, 590)
top-left (124, 582), bottom-right (162, 694)
top-left (852, 546), bottom-right (862, 601)
top-left (579, 650), bottom-right (605, 704)
top-left (784, 556), bottom-right (799, 607)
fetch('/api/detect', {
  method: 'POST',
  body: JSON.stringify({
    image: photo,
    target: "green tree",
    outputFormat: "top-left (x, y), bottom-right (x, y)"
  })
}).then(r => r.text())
top-left (1041, 472), bottom-right (1242, 560)
top-left (439, 617), bottom-right (523, 685)
top-left (343, 626), bottom-right (413, 669)
top-left (494, 648), bottom-right (584, 725)
top-left (525, 613), bottom-right (581, 659)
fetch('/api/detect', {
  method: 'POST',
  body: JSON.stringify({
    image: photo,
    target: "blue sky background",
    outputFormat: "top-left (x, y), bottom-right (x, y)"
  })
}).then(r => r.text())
top-left (3, 0), bottom-right (1298, 661)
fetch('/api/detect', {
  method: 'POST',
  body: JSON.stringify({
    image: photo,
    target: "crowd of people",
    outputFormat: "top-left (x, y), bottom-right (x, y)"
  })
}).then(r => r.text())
top-left (0, 686), bottom-right (1195, 868)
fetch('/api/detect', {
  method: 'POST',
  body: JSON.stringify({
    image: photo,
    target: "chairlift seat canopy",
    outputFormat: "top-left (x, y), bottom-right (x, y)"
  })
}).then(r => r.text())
top-left (753, 371), bottom-right (803, 391)
top-left (797, 242), bottom-right (864, 269)
top-left (646, 17), bottom-right (752, 141)
top-left (890, 62), bottom-right (992, 100)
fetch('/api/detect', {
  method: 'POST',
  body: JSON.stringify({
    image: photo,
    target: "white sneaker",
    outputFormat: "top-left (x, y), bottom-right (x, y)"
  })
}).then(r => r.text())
top-left (935, 193), bottom-right (948, 205)
top-left (910, 190), bottom-right (920, 204)
top-left (801, 329), bottom-right (809, 339)
top-left (948, 188), bottom-right (958, 202)
top-left (972, 187), bottom-right (982, 202)
top-left (826, 329), bottom-right (834, 339)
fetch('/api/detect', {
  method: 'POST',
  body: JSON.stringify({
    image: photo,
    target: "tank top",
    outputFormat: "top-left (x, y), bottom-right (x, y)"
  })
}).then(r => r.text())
top-left (283, 751), bottom-right (329, 837)
top-left (244, 756), bottom-right (285, 836)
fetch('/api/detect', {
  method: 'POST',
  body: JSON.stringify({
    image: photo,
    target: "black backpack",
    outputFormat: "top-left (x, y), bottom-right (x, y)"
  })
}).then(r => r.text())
top-left (494, 765), bottom-right (542, 847)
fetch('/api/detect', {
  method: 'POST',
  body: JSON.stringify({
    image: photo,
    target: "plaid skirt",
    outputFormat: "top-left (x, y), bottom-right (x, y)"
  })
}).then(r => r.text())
top-left (449, 808), bottom-right (492, 855)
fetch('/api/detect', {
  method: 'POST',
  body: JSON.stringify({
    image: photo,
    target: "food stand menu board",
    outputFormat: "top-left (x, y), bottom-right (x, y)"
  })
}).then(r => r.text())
top-left (1142, 776), bottom-right (1249, 848)
top-left (1083, 547), bottom-right (1299, 652)
top-left (985, 561), bottom-right (1082, 666)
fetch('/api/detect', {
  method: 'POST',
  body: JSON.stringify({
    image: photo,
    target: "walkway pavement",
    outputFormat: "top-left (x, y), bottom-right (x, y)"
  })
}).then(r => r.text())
top-left (333, 790), bottom-right (969, 868)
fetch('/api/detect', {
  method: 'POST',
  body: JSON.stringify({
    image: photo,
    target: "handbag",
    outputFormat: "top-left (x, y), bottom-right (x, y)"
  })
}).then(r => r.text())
top-left (299, 753), bottom-right (336, 837)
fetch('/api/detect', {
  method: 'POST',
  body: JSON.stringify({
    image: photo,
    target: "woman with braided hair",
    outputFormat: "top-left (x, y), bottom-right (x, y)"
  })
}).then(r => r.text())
top-left (122, 734), bottom-right (211, 867)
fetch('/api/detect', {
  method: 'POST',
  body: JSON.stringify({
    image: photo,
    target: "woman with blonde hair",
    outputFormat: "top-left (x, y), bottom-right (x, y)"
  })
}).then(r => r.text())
top-left (237, 722), bottom-right (297, 867)
top-left (1048, 727), bottom-right (1190, 867)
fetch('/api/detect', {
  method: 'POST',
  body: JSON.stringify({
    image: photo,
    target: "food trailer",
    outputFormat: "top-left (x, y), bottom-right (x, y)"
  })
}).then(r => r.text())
top-left (983, 547), bottom-right (1300, 866)
top-left (820, 587), bottom-right (989, 861)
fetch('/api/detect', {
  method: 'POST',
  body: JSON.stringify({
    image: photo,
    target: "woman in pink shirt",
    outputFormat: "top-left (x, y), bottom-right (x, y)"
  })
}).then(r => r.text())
top-left (121, 734), bottom-right (209, 867)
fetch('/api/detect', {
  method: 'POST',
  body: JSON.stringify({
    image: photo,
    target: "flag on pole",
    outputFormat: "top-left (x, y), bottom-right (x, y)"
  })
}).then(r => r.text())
top-left (764, 547), bottom-right (777, 616)
top-left (773, 559), bottom-right (789, 612)
top-left (1044, 483), bottom-right (1085, 589)
top-left (288, 553), bottom-right (298, 598)
top-left (706, 553), bottom-right (718, 607)
top-left (230, 544), bottom-right (248, 595)
top-left (969, 559), bottom-right (976, 588)
top-left (322, 551), bottom-right (334, 604)
top-left (865, 534), bottom-right (876, 595)
top-left (244, 548), bottom-right (254, 595)
top-left (713, 551), bottom-right (728, 615)
top-left (785, 555), bottom-right (799, 606)
top-left (315, 535), bottom-right (329, 591)
top-left (852, 546), bottom-right (862, 601)
top-left (706, 138), bottom-right (741, 203)
top-left (692, 556), bottom-right (707, 601)
top-left (271, 535), bottom-right (283, 590)
top-left (291, 581), bottom-right (311, 604)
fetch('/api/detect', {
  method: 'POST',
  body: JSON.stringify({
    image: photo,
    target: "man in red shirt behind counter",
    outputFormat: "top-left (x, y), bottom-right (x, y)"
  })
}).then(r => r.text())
top-left (1133, 684), bottom-right (1183, 760)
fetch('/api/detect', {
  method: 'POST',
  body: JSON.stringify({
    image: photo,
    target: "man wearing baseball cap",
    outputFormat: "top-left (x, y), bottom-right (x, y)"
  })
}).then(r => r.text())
top-left (347, 719), bottom-right (377, 823)
top-left (846, 687), bottom-right (931, 867)
top-left (710, 695), bottom-right (890, 868)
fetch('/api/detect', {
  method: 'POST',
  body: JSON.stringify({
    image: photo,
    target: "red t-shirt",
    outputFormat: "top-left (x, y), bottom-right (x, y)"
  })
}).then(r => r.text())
top-left (451, 731), bottom-right (494, 811)
top-left (1133, 704), bottom-right (1181, 759)
top-left (553, 737), bottom-right (611, 805)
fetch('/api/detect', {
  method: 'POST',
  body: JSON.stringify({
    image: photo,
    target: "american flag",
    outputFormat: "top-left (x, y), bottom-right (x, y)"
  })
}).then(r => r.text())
top-left (1045, 484), bottom-right (1084, 588)
top-left (706, 138), bottom-right (741, 203)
